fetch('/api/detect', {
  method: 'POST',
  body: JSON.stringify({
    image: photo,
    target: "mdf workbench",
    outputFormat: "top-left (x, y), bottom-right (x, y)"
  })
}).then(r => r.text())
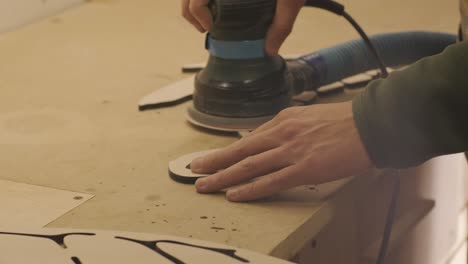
top-left (0, 0), bottom-right (463, 263)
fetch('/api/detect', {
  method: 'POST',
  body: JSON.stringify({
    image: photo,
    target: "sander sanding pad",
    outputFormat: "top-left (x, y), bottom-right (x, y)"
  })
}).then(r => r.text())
top-left (186, 105), bottom-right (275, 132)
top-left (169, 149), bottom-right (219, 184)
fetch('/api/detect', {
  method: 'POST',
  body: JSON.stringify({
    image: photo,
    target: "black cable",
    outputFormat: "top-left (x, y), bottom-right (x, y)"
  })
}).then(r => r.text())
top-left (376, 170), bottom-right (400, 264)
top-left (341, 12), bottom-right (389, 78)
top-left (304, 0), bottom-right (389, 78)
top-left (304, 1), bottom-right (397, 263)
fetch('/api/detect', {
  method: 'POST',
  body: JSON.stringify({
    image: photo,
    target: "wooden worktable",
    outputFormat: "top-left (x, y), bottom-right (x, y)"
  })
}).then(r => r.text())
top-left (0, 0), bottom-right (457, 260)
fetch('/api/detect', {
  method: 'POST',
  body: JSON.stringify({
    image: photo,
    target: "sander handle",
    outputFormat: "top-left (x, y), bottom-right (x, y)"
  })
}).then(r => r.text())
top-left (207, 0), bottom-right (277, 41)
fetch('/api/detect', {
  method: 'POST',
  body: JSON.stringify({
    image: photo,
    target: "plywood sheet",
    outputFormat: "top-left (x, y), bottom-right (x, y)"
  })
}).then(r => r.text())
top-left (0, 0), bottom-right (83, 33)
top-left (0, 180), bottom-right (93, 228)
top-left (0, 228), bottom-right (291, 264)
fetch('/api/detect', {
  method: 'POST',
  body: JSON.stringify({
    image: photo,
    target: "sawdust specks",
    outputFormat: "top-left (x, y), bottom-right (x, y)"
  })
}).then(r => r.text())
top-left (200, 216), bottom-right (208, 219)
top-left (211, 227), bottom-right (225, 231)
top-left (71, 256), bottom-right (82, 264)
top-left (73, 196), bottom-right (84, 200)
top-left (145, 195), bottom-right (160, 201)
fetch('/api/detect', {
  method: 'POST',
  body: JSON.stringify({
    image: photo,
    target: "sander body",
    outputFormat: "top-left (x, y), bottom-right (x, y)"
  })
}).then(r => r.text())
top-left (189, 0), bottom-right (312, 130)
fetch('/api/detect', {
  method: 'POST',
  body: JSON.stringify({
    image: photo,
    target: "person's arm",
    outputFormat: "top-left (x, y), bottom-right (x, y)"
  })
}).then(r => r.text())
top-left (191, 41), bottom-right (468, 202)
top-left (353, 40), bottom-right (468, 168)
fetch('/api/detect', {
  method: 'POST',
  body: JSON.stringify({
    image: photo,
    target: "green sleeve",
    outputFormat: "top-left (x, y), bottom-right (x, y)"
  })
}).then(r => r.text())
top-left (352, 40), bottom-right (468, 169)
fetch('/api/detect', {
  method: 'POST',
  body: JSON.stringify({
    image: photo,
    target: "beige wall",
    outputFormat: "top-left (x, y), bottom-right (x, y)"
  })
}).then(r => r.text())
top-left (0, 0), bottom-right (83, 33)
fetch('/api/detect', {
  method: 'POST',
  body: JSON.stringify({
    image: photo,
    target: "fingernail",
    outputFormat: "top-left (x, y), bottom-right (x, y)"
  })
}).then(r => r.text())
top-left (227, 189), bottom-right (240, 201)
top-left (195, 179), bottom-right (207, 191)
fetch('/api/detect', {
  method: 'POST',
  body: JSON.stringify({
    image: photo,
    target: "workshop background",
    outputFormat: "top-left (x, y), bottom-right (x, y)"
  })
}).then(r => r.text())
top-left (0, 0), bottom-right (467, 264)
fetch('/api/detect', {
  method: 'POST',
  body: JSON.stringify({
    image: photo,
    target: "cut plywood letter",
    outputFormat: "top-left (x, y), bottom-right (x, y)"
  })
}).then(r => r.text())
top-left (138, 76), bottom-right (195, 111)
top-left (342, 73), bottom-right (373, 88)
top-left (292, 91), bottom-right (317, 105)
top-left (237, 131), bottom-right (252, 138)
top-left (0, 228), bottom-right (292, 264)
top-left (168, 150), bottom-right (220, 184)
top-left (181, 63), bottom-right (206, 73)
top-left (365, 69), bottom-right (380, 78)
top-left (0, 180), bottom-right (93, 228)
top-left (317, 82), bottom-right (345, 95)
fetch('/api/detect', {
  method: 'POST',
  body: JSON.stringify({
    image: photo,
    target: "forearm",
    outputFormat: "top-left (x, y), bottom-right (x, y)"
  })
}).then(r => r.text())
top-left (353, 40), bottom-right (468, 168)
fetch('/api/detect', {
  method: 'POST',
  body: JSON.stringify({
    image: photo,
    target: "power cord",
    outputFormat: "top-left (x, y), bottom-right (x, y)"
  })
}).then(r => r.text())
top-left (304, 0), bottom-right (389, 78)
top-left (303, 1), bottom-right (398, 263)
top-left (376, 170), bottom-right (400, 264)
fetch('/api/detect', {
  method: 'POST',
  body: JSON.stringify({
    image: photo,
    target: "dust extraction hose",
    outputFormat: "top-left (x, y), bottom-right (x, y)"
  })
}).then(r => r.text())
top-left (295, 31), bottom-right (457, 88)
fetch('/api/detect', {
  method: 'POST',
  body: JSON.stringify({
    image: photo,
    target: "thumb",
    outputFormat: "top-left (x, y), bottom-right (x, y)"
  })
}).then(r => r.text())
top-left (265, 0), bottom-right (304, 55)
top-left (189, 0), bottom-right (213, 31)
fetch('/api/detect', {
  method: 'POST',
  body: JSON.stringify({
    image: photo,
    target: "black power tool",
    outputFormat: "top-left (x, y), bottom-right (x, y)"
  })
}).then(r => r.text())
top-left (187, 0), bottom-right (314, 131)
top-left (187, 0), bottom-right (393, 131)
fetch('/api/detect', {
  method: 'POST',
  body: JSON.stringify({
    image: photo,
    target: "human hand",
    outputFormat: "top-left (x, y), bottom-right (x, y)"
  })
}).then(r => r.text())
top-left (265, 0), bottom-right (305, 55)
top-left (181, 0), bottom-right (304, 55)
top-left (181, 0), bottom-right (213, 33)
top-left (191, 102), bottom-right (373, 202)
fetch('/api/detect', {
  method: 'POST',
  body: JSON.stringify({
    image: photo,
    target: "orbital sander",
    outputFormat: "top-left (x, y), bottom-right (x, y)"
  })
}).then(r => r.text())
top-left (186, 0), bottom-right (457, 132)
top-left (188, 0), bottom-right (316, 131)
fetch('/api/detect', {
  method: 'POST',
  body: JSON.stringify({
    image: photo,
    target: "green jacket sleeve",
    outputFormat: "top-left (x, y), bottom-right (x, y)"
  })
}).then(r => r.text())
top-left (353, 40), bottom-right (468, 169)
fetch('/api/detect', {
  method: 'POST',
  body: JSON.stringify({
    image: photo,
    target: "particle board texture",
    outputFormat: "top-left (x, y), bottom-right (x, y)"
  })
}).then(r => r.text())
top-left (0, 0), bottom-right (83, 33)
top-left (0, 180), bottom-right (93, 228)
top-left (0, 0), bottom-right (458, 260)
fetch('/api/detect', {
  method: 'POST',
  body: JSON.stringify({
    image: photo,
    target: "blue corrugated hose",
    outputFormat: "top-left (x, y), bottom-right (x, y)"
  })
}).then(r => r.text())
top-left (299, 31), bottom-right (457, 85)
